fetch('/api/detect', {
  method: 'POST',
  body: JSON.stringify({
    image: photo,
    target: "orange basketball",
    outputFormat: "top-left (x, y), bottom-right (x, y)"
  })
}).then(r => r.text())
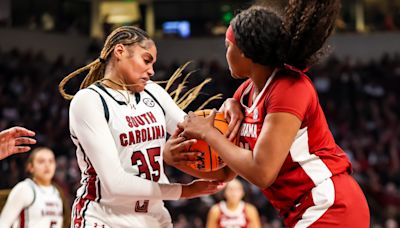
top-left (186, 109), bottom-right (239, 172)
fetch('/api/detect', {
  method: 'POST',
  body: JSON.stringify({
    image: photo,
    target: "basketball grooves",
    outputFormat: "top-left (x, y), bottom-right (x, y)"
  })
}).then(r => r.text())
top-left (199, 111), bottom-right (213, 171)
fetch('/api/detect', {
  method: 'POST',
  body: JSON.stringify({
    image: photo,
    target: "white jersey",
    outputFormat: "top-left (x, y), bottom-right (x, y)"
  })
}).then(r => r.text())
top-left (69, 81), bottom-right (186, 227)
top-left (0, 179), bottom-right (63, 228)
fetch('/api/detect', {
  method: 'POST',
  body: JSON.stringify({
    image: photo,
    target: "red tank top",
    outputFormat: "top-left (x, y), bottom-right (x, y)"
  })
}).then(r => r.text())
top-left (217, 201), bottom-right (250, 228)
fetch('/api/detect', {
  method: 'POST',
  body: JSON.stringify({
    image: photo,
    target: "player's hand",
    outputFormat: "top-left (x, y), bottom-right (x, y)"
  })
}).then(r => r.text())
top-left (0, 126), bottom-right (36, 160)
top-left (164, 128), bottom-right (200, 166)
top-left (178, 109), bottom-right (218, 140)
top-left (180, 179), bottom-right (226, 199)
top-left (219, 98), bottom-right (243, 141)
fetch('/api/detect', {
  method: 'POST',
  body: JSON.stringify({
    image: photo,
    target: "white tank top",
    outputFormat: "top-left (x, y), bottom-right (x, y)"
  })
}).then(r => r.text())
top-left (12, 179), bottom-right (63, 228)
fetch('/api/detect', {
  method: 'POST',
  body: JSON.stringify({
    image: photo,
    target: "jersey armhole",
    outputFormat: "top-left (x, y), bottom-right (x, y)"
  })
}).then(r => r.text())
top-left (26, 180), bottom-right (36, 207)
top-left (88, 88), bottom-right (110, 122)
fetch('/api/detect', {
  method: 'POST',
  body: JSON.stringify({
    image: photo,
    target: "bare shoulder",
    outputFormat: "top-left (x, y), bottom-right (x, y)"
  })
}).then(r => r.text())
top-left (245, 203), bottom-right (258, 213)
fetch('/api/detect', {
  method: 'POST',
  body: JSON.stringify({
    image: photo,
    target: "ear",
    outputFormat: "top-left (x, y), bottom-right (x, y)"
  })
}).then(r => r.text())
top-left (113, 44), bottom-right (125, 61)
top-left (26, 163), bottom-right (34, 174)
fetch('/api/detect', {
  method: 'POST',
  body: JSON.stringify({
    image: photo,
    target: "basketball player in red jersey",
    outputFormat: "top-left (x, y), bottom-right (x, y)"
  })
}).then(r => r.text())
top-left (206, 178), bottom-right (261, 228)
top-left (58, 26), bottom-right (240, 228)
top-left (178, 1), bottom-right (370, 227)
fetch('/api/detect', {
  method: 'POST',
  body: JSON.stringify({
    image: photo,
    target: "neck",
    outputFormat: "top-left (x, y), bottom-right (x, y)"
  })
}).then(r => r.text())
top-left (226, 201), bottom-right (240, 210)
top-left (33, 177), bottom-right (51, 186)
top-left (103, 64), bottom-right (126, 91)
top-left (250, 64), bottom-right (275, 96)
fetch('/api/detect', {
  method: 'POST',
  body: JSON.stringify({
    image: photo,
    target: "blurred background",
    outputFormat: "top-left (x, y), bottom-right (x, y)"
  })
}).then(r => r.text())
top-left (0, 0), bottom-right (400, 227)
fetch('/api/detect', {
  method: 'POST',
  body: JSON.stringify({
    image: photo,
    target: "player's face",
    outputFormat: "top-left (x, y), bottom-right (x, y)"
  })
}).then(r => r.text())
top-left (224, 179), bottom-right (244, 203)
top-left (225, 40), bottom-right (251, 79)
top-left (117, 40), bottom-right (157, 92)
top-left (29, 149), bottom-right (56, 185)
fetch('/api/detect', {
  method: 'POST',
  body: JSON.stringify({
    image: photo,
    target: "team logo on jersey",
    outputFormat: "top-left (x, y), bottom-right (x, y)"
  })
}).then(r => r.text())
top-left (253, 109), bottom-right (258, 120)
top-left (143, 98), bottom-right (155, 107)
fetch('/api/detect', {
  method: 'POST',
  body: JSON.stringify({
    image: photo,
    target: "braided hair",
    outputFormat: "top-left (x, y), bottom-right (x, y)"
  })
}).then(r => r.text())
top-left (59, 26), bottom-right (152, 100)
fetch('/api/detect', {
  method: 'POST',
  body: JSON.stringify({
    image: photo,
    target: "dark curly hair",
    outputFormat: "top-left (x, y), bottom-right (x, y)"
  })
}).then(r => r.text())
top-left (231, 0), bottom-right (341, 70)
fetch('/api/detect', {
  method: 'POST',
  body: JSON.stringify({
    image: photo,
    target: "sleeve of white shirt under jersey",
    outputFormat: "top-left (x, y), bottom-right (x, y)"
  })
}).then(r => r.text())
top-left (69, 89), bottom-right (182, 200)
top-left (0, 181), bottom-right (34, 228)
top-left (146, 82), bottom-right (186, 134)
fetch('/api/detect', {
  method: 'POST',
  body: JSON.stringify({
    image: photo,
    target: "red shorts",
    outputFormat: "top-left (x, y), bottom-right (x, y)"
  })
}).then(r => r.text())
top-left (285, 173), bottom-right (370, 228)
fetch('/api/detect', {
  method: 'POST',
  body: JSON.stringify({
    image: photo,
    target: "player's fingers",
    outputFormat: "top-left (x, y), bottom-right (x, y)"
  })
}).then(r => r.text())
top-left (13, 127), bottom-right (36, 137)
top-left (208, 109), bottom-right (217, 121)
top-left (15, 137), bottom-right (37, 146)
top-left (12, 146), bottom-right (31, 154)
top-left (170, 127), bottom-right (183, 138)
top-left (173, 152), bottom-right (200, 163)
top-left (178, 139), bottom-right (197, 149)
top-left (228, 119), bottom-right (241, 141)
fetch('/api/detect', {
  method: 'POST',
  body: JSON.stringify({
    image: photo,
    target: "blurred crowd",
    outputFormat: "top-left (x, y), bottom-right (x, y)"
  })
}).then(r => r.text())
top-left (0, 46), bottom-right (399, 227)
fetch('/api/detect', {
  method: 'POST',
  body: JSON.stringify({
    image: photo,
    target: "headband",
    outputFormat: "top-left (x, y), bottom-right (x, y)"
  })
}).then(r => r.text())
top-left (225, 25), bottom-right (236, 45)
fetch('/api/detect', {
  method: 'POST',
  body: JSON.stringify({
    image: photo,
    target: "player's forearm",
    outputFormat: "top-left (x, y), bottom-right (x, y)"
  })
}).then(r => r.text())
top-left (204, 129), bottom-right (274, 188)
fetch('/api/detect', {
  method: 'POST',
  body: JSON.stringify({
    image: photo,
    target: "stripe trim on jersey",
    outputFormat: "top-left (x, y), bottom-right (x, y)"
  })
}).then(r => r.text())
top-left (78, 142), bottom-right (101, 202)
top-left (88, 88), bottom-right (110, 122)
top-left (26, 179), bottom-right (36, 207)
top-left (95, 82), bottom-right (126, 105)
top-left (290, 127), bottom-right (332, 185)
top-left (294, 178), bottom-right (335, 227)
top-left (144, 89), bottom-right (165, 115)
top-left (290, 127), bottom-right (335, 227)
top-left (19, 209), bottom-right (25, 228)
top-left (72, 197), bottom-right (91, 228)
top-left (241, 68), bottom-right (277, 113)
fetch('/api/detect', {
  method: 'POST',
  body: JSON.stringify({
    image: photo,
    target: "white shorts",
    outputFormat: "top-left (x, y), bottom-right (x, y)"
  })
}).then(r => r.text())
top-left (71, 199), bottom-right (173, 228)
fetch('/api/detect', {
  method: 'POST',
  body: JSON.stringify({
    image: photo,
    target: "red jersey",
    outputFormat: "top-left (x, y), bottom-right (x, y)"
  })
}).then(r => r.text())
top-left (217, 201), bottom-right (249, 228)
top-left (233, 70), bottom-right (352, 217)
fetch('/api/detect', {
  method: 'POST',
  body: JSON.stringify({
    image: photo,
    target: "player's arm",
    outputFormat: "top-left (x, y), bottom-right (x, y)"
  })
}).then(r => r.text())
top-left (179, 79), bottom-right (311, 189)
top-left (70, 89), bottom-right (222, 200)
top-left (205, 205), bottom-right (220, 228)
top-left (0, 182), bottom-right (34, 227)
top-left (246, 203), bottom-right (262, 228)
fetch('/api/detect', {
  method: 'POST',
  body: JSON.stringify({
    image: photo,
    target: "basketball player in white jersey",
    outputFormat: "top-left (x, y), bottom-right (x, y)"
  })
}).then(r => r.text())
top-left (59, 26), bottom-right (240, 228)
top-left (206, 179), bottom-right (261, 228)
top-left (0, 147), bottom-right (64, 228)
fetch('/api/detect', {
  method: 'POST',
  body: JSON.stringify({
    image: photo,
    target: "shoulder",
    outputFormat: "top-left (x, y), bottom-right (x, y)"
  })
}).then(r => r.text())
top-left (70, 88), bottom-right (102, 110)
top-left (9, 179), bottom-right (35, 204)
top-left (144, 81), bottom-right (168, 95)
top-left (210, 203), bottom-right (221, 213)
top-left (244, 203), bottom-right (258, 214)
top-left (272, 73), bottom-right (315, 94)
top-left (12, 179), bottom-right (34, 192)
top-left (72, 88), bottom-right (99, 102)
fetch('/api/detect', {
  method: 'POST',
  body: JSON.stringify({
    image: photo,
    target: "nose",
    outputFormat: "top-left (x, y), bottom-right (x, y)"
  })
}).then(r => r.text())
top-left (147, 66), bottom-right (154, 77)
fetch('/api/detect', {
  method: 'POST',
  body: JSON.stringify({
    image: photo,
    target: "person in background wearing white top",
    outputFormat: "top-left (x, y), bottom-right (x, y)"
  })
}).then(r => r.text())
top-left (0, 147), bottom-right (64, 228)
top-left (58, 26), bottom-right (239, 228)
top-left (206, 178), bottom-right (261, 228)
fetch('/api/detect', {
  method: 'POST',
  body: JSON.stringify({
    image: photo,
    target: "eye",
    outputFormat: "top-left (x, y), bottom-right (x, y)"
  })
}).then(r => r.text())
top-left (143, 58), bottom-right (152, 64)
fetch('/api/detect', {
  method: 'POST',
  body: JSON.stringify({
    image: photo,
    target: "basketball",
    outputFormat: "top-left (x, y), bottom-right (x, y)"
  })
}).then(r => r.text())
top-left (186, 109), bottom-right (239, 172)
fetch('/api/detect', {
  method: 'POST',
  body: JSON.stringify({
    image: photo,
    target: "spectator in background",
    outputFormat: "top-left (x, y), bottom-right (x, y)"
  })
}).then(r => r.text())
top-left (0, 147), bottom-right (64, 227)
top-left (206, 178), bottom-right (261, 228)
